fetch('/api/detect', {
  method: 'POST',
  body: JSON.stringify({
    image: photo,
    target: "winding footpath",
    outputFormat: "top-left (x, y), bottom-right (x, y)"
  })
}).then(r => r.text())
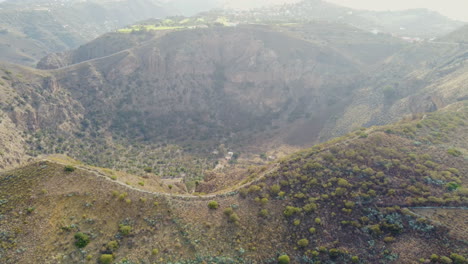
top-left (43, 158), bottom-right (280, 201)
top-left (41, 126), bottom-right (372, 200)
top-left (37, 124), bottom-right (467, 212)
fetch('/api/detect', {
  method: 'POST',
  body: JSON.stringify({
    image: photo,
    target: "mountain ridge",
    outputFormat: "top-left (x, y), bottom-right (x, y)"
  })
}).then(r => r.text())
top-left (1, 22), bottom-right (467, 176)
top-left (0, 0), bottom-right (464, 66)
top-left (0, 101), bottom-right (466, 263)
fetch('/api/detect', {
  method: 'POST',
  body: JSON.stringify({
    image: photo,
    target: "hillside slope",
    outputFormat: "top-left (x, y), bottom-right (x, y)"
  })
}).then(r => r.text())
top-left (38, 20), bottom-right (409, 70)
top-left (0, 0), bottom-right (169, 65)
top-left (1, 23), bottom-right (467, 178)
top-left (218, 0), bottom-right (463, 38)
top-left (0, 0), bottom-right (463, 66)
top-left (322, 42), bottom-right (468, 141)
top-left (36, 31), bottom-right (158, 70)
top-left (440, 24), bottom-right (468, 43)
top-left (1, 23), bottom-right (366, 185)
top-left (0, 102), bottom-right (466, 263)
top-left (0, 62), bottom-right (84, 169)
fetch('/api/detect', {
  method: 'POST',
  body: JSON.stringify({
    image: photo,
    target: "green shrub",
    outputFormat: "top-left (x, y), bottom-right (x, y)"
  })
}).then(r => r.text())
top-left (224, 207), bottom-right (234, 216)
top-left (270, 184), bottom-right (281, 195)
top-left (223, 207), bottom-right (238, 222)
top-left (309, 227), bottom-right (316, 234)
top-left (283, 206), bottom-right (301, 217)
top-left (450, 253), bottom-right (466, 264)
top-left (278, 255), bottom-right (290, 264)
top-left (446, 182), bottom-right (461, 191)
top-left (118, 192), bottom-right (128, 200)
top-left (294, 192), bottom-right (306, 199)
top-left (64, 165), bottom-right (76, 172)
top-left (303, 203), bottom-right (318, 212)
top-left (248, 185), bottom-right (261, 193)
top-left (342, 208), bottom-right (352, 214)
top-left (430, 254), bottom-right (439, 261)
top-left (329, 248), bottom-right (340, 258)
top-left (424, 160), bottom-right (437, 168)
top-left (351, 256), bottom-right (359, 263)
top-left (239, 188), bottom-right (248, 198)
top-left (362, 167), bottom-right (375, 175)
top-left (367, 190), bottom-right (377, 197)
top-left (259, 209), bottom-right (269, 217)
top-left (315, 217), bottom-right (321, 225)
top-left (26, 207), bottom-right (35, 214)
top-left (119, 225), bottom-right (132, 236)
top-left (229, 213), bottom-right (240, 223)
top-left (447, 148), bottom-right (462, 157)
top-left (448, 168), bottom-right (460, 175)
top-left (107, 241), bottom-right (119, 251)
top-left (297, 238), bottom-right (309, 247)
top-left (440, 256), bottom-right (453, 264)
top-left (207, 201), bottom-right (219, 209)
top-left (334, 187), bottom-right (347, 196)
top-left (74, 232), bottom-right (90, 248)
top-left (337, 178), bottom-right (350, 187)
top-left (99, 254), bottom-right (114, 264)
top-left (369, 224), bottom-right (382, 235)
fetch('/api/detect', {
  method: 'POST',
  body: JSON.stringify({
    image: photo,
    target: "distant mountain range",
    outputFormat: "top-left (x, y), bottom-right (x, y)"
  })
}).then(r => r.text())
top-left (1, 20), bottom-right (467, 172)
top-left (0, 0), bottom-right (465, 66)
top-left (0, 1), bottom-right (467, 263)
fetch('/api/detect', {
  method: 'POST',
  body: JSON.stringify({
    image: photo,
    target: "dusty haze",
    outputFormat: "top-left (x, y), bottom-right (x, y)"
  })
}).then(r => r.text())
top-left (325, 0), bottom-right (468, 21)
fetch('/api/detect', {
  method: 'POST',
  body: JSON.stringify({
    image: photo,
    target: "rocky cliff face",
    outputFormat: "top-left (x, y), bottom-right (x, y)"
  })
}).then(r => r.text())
top-left (0, 0), bottom-right (170, 65)
top-left (0, 24), bottom-right (467, 170)
top-left (53, 26), bottom-right (363, 145)
top-left (322, 43), bottom-right (468, 141)
top-left (0, 64), bottom-right (83, 169)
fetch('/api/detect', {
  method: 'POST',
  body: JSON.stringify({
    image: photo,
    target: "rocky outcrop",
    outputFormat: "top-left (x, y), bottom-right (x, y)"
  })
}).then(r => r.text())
top-left (1, 23), bottom-right (467, 170)
top-left (0, 116), bottom-right (30, 169)
top-left (36, 52), bottom-right (72, 70)
top-left (53, 26), bottom-right (363, 145)
top-left (324, 42), bottom-right (468, 141)
top-left (409, 95), bottom-right (446, 114)
top-left (0, 64), bottom-right (85, 169)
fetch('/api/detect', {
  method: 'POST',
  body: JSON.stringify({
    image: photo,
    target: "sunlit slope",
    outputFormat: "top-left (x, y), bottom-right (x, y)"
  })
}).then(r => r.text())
top-left (0, 102), bottom-right (466, 263)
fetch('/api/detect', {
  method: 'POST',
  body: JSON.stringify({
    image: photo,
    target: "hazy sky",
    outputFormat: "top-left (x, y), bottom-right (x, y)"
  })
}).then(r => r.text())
top-left (324, 0), bottom-right (468, 22)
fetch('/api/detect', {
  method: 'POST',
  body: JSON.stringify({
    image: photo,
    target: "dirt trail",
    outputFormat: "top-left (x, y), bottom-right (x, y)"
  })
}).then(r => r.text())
top-left (40, 126), bottom-right (374, 200)
top-left (44, 158), bottom-right (279, 201)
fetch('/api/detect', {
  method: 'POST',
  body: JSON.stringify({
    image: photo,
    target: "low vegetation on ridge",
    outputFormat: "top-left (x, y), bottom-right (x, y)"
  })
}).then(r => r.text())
top-left (0, 102), bottom-right (466, 263)
top-left (0, 1), bottom-right (467, 263)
